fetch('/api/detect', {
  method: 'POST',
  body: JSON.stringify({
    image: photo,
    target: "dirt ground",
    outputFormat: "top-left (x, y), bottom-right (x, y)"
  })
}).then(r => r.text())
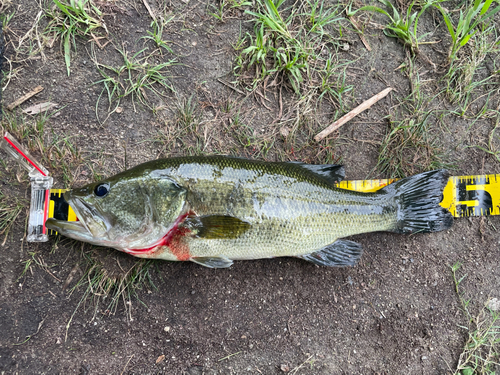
top-left (0, 0), bottom-right (499, 374)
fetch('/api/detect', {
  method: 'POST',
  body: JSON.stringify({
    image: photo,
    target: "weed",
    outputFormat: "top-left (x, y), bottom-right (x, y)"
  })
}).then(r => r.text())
top-left (472, 115), bottom-right (500, 163)
top-left (238, 0), bottom-right (306, 92)
top-left (376, 61), bottom-right (452, 177)
top-left (432, 0), bottom-right (500, 63)
top-left (43, 131), bottom-right (83, 187)
top-left (92, 44), bottom-right (176, 123)
top-left (45, 0), bottom-right (107, 75)
top-left (2, 109), bottom-right (84, 187)
top-left (307, 0), bottom-right (344, 35)
top-left (235, 0), bottom-right (347, 96)
top-left (175, 94), bottom-right (199, 130)
top-left (0, 190), bottom-right (24, 245)
top-left (1, 109), bottom-right (55, 152)
top-left (142, 15), bottom-right (175, 54)
top-left (347, 0), bottom-right (433, 53)
top-left (66, 250), bottom-right (156, 339)
top-left (451, 262), bottom-right (500, 375)
top-left (444, 25), bottom-right (500, 107)
top-left (209, 0), bottom-right (251, 22)
top-left (155, 95), bottom-right (208, 157)
top-left (1, 9), bottom-right (14, 31)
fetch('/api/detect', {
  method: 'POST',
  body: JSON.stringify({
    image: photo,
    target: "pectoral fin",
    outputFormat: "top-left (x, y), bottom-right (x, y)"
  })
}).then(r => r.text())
top-left (191, 256), bottom-right (234, 268)
top-left (297, 239), bottom-right (363, 267)
top-left (183, 215), bottom-right (250, 239)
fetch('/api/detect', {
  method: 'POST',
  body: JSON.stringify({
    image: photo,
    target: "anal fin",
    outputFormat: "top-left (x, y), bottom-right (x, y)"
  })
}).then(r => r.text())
top-left (191, 256), bottom-right (234, 268)
top-left (297, 239), bottom-right (363, 267)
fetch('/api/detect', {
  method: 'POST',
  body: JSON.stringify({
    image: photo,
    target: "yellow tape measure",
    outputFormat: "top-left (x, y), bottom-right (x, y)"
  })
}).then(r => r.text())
top-left (336, 174), bottom-right (500, 217)
top-left (46, 174), bottom-right (500, 235)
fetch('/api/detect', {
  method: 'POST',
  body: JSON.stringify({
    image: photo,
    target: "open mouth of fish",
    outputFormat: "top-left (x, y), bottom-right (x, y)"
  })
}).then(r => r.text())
top-left (45, 192), bottom-right (109, 244)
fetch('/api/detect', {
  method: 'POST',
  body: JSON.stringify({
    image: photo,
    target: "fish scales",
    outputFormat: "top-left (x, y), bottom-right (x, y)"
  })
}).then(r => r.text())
top-left (156, 160), bottom-right (397, 259)
top-left (46, 156), bottom-right (453, 268)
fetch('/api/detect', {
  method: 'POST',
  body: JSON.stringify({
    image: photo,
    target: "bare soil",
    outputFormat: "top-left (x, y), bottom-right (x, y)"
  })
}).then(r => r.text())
top-left (1, 0), bottom-right (499, 374)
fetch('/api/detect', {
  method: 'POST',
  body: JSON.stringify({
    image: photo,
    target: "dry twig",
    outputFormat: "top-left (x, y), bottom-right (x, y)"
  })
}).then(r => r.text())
top-left (315, 87), bottom-right (393, 142)
top-left (6, 86), bottom-right (44, 111)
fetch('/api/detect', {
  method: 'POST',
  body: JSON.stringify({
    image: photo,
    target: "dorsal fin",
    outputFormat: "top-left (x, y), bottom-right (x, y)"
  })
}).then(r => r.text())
top-left (285, 162), bottom-right (345, 184)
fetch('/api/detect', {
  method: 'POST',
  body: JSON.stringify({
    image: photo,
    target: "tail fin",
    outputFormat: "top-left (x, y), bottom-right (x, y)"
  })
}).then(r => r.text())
top-left (381, 170), bottom-right (453, 233)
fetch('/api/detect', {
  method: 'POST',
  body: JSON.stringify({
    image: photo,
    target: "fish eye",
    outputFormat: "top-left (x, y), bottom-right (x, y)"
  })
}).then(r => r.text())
top-left (94, 183), bottom-right (110, 198)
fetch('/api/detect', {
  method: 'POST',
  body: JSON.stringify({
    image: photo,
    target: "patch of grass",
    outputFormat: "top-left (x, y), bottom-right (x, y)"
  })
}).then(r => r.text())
top-left (208, 0), bottom-right (251, 22)
top-left (92, 44), bottom-right (176, 123)
top-left (232, 120), bottom-right (276, 159)
top-left (142, 15), bottom-right (175, 54)
top-left (377, 106), bottom-right (452, 177)
top-left (232, 0), bottom-right (354, 161)
top-left (2, 109), bottom-right (54, 151)
top-left (175, 94), bottom-right (199, 130)
top-left (234, 0), bottom-right (348, 97)
top-left (0, 190), bottom-right (24, 246)
top-left (347, 0), bottom-right (432, 53)
top-left (45, 0), bottom-right (107, 75)
top-left (6, 8), bottom-right (45, 63)
top-left (451, 261), bottom-right (500, 375)
top-left (66, 250), bottom-right (156, 339)
top-left (1, 7), bottom-right (14, 31)
top-left (472, 115), bottom-right (500, 163)
top-left (43, 131), bottom-right (83, 187)
top-left (376, 61), bottom-right (452, 177)
top-left (432, 0), bottom-right (500, 63)
top-left (155, 94), bottom-right (211, 157)
top-left (443, 25), bottom-right (500, 108)
top-left (2, 110), bottom-right (83, 187)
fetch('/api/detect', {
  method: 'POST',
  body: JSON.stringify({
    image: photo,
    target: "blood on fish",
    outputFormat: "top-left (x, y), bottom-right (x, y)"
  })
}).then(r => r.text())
top-left (165, 223), bottom-right (191, 261)
top-left (125, 212), bottom-right (193, 260)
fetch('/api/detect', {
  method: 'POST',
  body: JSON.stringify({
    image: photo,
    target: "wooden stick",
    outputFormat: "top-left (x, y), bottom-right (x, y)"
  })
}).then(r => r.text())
top-left (6, 85), bottom-right (44, 111)
top-left (142, 0), bottom-right (156, 22)
top-left (314, 87), bottom-right (393, 142)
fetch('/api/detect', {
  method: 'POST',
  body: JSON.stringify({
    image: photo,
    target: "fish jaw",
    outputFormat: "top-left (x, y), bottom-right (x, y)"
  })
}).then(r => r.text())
top-left (45, 218), bottom-right (112, 247)
top-left (45, 191), bottom-right (121, 248)
top-left (63, 191), bottom-right (110, 239)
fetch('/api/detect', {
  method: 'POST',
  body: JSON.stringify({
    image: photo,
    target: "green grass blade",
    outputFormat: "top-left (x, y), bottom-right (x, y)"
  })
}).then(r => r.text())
top-left (480, 0), bottom-right (494, 15)
top-left (434, 5), bottom-right (456, 41)
top-left (63, 32), bottom-right (71, 76)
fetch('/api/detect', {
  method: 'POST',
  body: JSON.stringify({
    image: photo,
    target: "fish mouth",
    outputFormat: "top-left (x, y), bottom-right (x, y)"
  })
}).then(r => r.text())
top-left (45, 191), bottom-right (110, 245)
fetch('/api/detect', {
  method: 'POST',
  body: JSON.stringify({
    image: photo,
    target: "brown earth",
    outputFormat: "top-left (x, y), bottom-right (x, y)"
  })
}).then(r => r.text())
top-left (0, 0), bottom-right (499, 374)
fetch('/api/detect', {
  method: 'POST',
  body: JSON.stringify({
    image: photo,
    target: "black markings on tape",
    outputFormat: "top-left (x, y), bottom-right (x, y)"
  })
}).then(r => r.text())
top-left (456, 176), bottom-right (493, 217)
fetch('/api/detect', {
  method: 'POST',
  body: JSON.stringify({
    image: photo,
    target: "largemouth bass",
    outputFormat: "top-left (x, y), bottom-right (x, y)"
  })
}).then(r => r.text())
top-left (46, 156), bottom-right (453, 268)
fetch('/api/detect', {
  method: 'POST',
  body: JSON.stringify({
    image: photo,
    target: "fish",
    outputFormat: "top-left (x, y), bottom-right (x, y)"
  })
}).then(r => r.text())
top-left (45, 156), bottom-right (453, 268)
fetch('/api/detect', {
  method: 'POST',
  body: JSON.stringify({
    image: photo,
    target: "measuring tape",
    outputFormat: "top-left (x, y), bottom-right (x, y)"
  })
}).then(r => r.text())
top-left (45, 174), bottom-right (500, 236)
top-left (337, 174), bottom-right (500, 217)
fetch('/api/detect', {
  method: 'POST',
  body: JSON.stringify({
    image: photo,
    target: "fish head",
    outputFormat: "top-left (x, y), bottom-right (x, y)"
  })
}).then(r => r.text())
top-left (46, 173), bottom-right (187, 250)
